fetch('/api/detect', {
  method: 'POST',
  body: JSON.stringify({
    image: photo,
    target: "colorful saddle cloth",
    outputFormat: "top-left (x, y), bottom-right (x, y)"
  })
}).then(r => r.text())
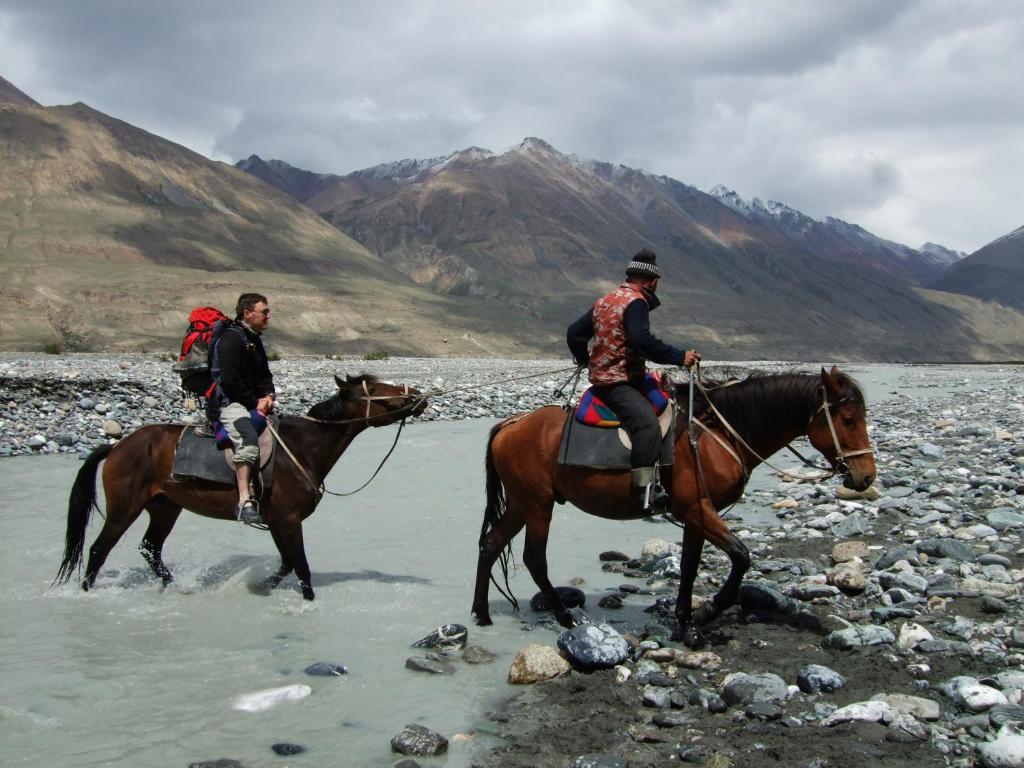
top-left (574, 370), bottom-right (669, 427)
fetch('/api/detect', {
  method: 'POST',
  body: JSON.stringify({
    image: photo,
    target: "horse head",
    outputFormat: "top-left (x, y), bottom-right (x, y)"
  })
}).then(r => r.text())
top-left (806, 365), bottom-right (876, 491)
top-left (308, 374), bottom-right (427, 425)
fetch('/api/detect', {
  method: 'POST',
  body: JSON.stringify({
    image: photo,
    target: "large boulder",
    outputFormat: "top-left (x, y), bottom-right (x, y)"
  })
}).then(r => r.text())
top-left (557, 623), bottom-right (629, 671)
top-left (721, 672), bottom-right (789, 706)
top-left (977, 726), bottom-right (1024, 768)
top-left (822, 625), bottom-right (895, 650)
top-left (507, 644), bottom-right (570, 684)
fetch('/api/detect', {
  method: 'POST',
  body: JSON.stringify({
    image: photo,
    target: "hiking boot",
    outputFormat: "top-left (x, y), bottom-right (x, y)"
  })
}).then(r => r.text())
top-left (236, 499), bottom-right (263, 525)
top-left (631, 467), bottom-right (670, 515)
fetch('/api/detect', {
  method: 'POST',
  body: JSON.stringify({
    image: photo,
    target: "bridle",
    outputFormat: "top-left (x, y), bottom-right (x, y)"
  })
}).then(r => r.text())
top-left (805, 388), bottom-right (874, 476)
top-left (302, 380), bottom-right (428, 425)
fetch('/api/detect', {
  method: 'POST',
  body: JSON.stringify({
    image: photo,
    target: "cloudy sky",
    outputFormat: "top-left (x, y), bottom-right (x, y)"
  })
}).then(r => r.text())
top-left (1, 0), bottom-right (1021, 252)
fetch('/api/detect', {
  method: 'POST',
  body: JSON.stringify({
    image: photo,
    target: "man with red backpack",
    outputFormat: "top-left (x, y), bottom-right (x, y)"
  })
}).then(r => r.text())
top-left (566, 249), bottom-right (700, 515)
top-left (208, 292), bottom-right (276, 524)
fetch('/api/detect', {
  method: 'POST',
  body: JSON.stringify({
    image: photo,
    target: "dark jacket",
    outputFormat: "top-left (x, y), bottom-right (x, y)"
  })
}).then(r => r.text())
top-left (209, 321), bottom-right (275, 412)
top-left (566, 288), bottom-right (685, 380)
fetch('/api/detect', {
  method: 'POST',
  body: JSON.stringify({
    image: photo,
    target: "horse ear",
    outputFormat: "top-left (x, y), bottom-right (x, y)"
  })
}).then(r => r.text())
top-left (334, 374), bottom-right (347, 390)
top-left (821, 366), bottom-right (843, 399)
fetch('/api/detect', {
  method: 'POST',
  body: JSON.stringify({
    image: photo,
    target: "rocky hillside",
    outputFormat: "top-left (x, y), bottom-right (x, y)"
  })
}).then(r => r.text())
top-left (241, 140), bottom-right (1024, 362)
top-left (0, 81), bottom-right (554, 356)
top-left (929, 226), bottom-right (1024, 311)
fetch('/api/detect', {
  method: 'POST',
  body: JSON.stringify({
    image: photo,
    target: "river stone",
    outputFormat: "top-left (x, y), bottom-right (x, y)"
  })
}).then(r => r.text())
top-left (832, 512), bottom-right (871, 538)
top-left (820, 700), bottom-right (899, 726)
top-left (26, 434), bottom-right (46, 449)
top-left (597, 594), bottom-right (623, 609)
top-left (721, 672), bottom-right (789, 706)
top-left (643, 686), bottom-right (673, 708)
top-left (917, 639), bottom-right (974, 656)
top-left (822, 625), bottom-right (895, 650)
top-left (832, 541), bottom-right (870, 563)
top-left (391, 724), bottom-right (448, 756)
top-left (827, 562), bottom-right (867, 594)
top-left (530, 586), bottom-right (586, 611)
top-left (271, 743), bottom-right (305, 756)
top-left (653, 711), bottom-right (698, 728)
top-left (961, 578), bottom-right (1020, 599)
top-left (990, 706), bottom-right (1024, 728)
top-left (599, 551), bottom-right (630, 561)
top-left (101, 419), bottom-right (123, 438)
top-left (942, 677), bottom-right (1009, 712)
top-left (676, 651), bottom-right (722, 670)
top-left (462, 645), bottom-right (498, 664)
top-left (916, 538), bottom-right (976, 562)
top-left (570, 755), bottom-right (627, 768)
top-left (507, 644), bottom-right (570, 683)
top-left (797, 664), bottom-right (846, 694)
top-left (897, 622), bottom-right (934, 651)
top-left (876, 545), bottom-right (918, 569)
top-left (405, 655), bottom-right (455, 675)
top-left (557, 623), bottom-right (629, 671)
top-left (977, 725), bottom-right (1024, 768)
top-left (303, 662), bottom-right (347, 676)
top-left (919, 442), bottom-right (943, 458)
top-left (987, 509), bottom-right (1024, 531)
top-left (739, 581), bottom-right (797, 615)
top-left (886, 714), bottom-right (930, 742)
top-left (641, 538), bottom-right (681, 560)
top-left (412, 623), bottom-right (468, 650)
top-left (746, 702), bottom-right (785, 720)
top-left (188, 762), bottom-right (245, 768)
top-left (873, 693), bottom-right (941, 720)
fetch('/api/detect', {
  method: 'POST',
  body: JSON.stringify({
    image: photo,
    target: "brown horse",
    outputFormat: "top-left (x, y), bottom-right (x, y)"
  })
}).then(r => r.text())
top-left (55, 374), bottom-right (425, 600)
top-left (472, 366), bottom-right (875, 647)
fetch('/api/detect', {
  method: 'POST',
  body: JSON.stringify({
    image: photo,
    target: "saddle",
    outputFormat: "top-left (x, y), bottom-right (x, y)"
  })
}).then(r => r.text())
top-left (574, 371), bottom-right (669, 427)
top-left (558, 396), bottom-right (675, 469)
top-left (171, 414), bottom-right (278, 487)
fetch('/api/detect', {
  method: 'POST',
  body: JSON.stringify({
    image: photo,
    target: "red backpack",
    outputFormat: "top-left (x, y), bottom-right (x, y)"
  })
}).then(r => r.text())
top-left (173, 306), bottom-right (229, 397)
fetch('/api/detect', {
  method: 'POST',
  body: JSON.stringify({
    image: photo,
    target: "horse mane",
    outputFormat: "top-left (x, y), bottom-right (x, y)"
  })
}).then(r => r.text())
top-left (307, 373), bottom-right (380, 420)
top-left (683, 370), bottom-right (865, 445)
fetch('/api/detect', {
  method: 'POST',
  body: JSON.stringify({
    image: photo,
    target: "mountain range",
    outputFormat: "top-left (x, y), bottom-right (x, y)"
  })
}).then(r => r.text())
top-left (1, 74), bottom-right (1022, 361)
top-left (239, 139), bottom-right (1024, 361)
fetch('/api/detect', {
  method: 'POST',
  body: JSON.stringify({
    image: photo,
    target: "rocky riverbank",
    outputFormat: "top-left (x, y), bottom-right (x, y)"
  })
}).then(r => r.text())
top-left (0, 353), bottom-right (586, 456)
top-left (466, 364), bottom-right (1024, 768)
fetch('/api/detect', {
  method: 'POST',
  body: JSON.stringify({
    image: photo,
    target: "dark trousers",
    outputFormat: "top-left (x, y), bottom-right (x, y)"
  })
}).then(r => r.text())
top-left (592, 382), bottom-right (660, 469)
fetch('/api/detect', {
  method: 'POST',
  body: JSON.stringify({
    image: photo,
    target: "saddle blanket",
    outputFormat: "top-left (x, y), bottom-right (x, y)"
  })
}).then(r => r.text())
top-left (171, 414), bottom-right (278, 487)
top-left (574, 371), bottom-right (669, 427)
top-left (557, 404), bottom-right (674, 469)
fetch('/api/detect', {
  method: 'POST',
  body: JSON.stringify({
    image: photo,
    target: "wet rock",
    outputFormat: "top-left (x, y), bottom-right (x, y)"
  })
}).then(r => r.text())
top-left (570, 755), bottom-right (626, 768)
top-left (232, 684), bottom-right (311, 712)
top-left (652, 710), bottom-right (697, 728)
top-left (405, 654), bottom-right (455, 675)
top-left (886, 714), bottom-right (930, 742)
top-left (270, 743), bottom-right (305, 756)
top-left (977, 725), bottom-right (1024, 768)
top-left (393, 760), bottom-right (422, 768)
top-left (643, 686), bottom-right (673, 708)
top-left (822, 625), bottom-right (895, 650)
top-left (820, 700), bottom-right (898, 726)
top-left (26, 434), bottom-right (46, 449)
top-left (745, 702), bottom-right (784, 720)
top-left (188, 761), bottom-right (245, 768)
top-left (597, 594), bottom-right (623, 609)
top-left (797, 664), bottom-right (846, 694)
top-left (557, 623), bottom-right (629, 671)
top-left (462, 645), bottom-right (498, 664)
top-left (303, 662), bottom-right (347, 677)
top-left (990, 705), bottom-right (1024, 728)
top-left (721, 672), bottom-right (789, 706)
top-left (827, 562), bottom-right (867, 594)
top-left (739, 581), bottom-right (797, 615)
top-left (897, 622), bottom-right (934, 651)
top-left (530, 586), bottom-right (586, 611)
top-left (832, 541), bottom-right (870, 563)
top-left (641, 538), bottom-right (681, 560)
top-left (599, 551), bottom-right (630, 561)
top-left (873, 693), bottom-right (941, 720)
top-left (941, 676), bottom-right (1009, 712)
top-left (507, 644), bottom-right (570, 684)
top-left (390, 724), bottom-right (448, 756)
top-left (676, 650), bottom-right (722, 670)
top-left (412, 623), bottom-right (468, 650)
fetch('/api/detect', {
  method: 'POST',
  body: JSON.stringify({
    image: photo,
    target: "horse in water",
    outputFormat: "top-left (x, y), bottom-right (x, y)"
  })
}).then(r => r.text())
top-left (55, 374), bottom-right (426, 600)
top-left (472, 366), bottom-right (875, 647)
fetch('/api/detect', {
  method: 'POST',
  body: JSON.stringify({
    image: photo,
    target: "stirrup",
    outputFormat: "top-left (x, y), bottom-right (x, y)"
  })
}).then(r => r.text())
top-left (646, 483), bottom-right (670, 512)
top-left (236, 499), bottom-right (263, 525)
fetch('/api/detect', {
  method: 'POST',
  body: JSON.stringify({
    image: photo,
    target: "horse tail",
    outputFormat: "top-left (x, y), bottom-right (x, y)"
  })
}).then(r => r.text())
top-left (53, 443), bottom-right (113, 585)
top-left (482, 421), bottom-right (518, 612)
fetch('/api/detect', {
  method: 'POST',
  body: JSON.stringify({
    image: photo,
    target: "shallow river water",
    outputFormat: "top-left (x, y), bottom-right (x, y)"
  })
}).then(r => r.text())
top-left (0, 364), bottom-right (1007, 767)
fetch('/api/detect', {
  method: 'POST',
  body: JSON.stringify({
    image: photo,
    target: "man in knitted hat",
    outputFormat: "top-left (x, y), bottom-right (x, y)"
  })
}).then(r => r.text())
top-left (567, 248), bottom-right (700, 515)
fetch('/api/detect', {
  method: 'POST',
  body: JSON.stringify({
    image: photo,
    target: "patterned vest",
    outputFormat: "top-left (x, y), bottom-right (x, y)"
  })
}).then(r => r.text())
top-left (589, 282), bottom-right (649, 385)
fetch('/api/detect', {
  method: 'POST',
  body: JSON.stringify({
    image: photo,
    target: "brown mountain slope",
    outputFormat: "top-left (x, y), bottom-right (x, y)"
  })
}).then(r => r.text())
top-left (0, 98), bottom-right (554, 355)
top-left (0, 75), bottom-right (39, 107)
top-left (255, 139), bottom-right (1024, 361)
top-left (929, 225), bottom-right (1024, 311)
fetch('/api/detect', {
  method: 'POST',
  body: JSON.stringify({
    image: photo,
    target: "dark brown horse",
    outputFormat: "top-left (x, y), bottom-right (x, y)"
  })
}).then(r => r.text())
top-left (472, 366), bottom-right (875, 647)
top-left (55, 374), bottom-right (425, 600)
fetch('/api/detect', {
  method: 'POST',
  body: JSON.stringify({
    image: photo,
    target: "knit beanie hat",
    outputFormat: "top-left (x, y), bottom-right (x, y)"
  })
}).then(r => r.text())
top-left (625, 248), bottom-right (660, 278)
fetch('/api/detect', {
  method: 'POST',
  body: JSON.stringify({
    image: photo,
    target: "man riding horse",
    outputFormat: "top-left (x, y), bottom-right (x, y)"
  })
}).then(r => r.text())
top-left (566, 249), bottom-right (700, 515)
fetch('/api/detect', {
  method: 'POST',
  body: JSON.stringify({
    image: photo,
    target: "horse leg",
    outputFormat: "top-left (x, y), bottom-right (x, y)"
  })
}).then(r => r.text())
top-left (471, 508), bottom-right (526, 625)
top-left (522, 507), bottom-right (575, 628)
top-left (83, 503), bottom-right (147, 590)
top-left (693, 501), bottom-right (750, 623)
top-left (139, 497), bottom-right (181, 587)
top-left (672, 522), bottom-right (707, 648)
top-left (261, 525), bottom-right (294, 592)
top-left (271, 518), bottom-right (314, 600)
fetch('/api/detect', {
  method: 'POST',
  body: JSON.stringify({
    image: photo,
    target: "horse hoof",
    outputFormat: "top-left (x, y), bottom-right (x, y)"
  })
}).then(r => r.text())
top-left (473, 613), bottom-right (493, 627)
top-left (694, 602), bottom-right (718, 625)
top-left (672, 622), bottom-right (705, 649)
top-left (81, 579), bottom-right (90, 592)
top-left (555, 610), bottom-right (576, 628)
top-left (301, 587), bottom-right (315, 601)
